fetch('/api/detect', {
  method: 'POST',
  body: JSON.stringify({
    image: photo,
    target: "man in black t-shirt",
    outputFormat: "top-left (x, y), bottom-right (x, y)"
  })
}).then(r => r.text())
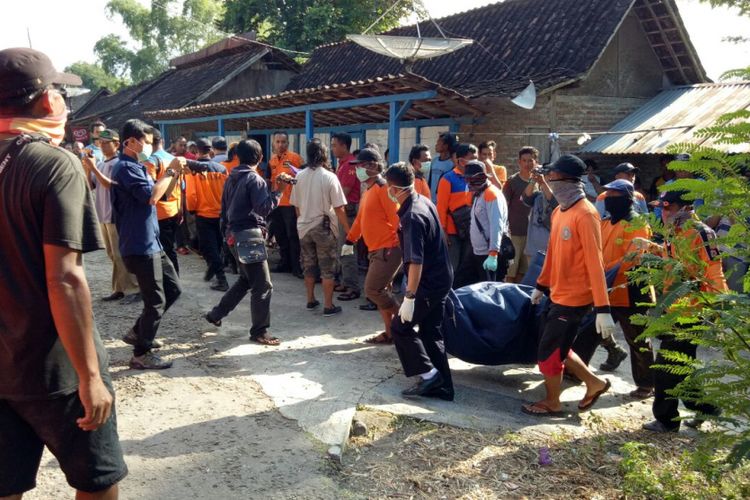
top-left (0, 48), bottom-right (127, 498)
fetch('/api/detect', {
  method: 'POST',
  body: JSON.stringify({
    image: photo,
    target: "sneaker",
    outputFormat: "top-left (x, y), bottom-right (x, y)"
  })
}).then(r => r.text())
top-left (203, 268), bottom-right (215, 282)
top-left (129, 352), bottom-right (173, 370)
top-left (101, 291), bottom-right (125, 302)
top-left (599, 345), bottom-right (628, 372)
top-left (121, 329), bottom-right (162, 349)
top-left (323, 305), bottom-right (342, 317)
top-left (210, 278), bottom-right (229, 292)
top-left (642, 420), bottom-right (678, 433)
top-left (306, 300), bottom-right (320, 310)
top-left (402, 372), bottom-right (445, 398)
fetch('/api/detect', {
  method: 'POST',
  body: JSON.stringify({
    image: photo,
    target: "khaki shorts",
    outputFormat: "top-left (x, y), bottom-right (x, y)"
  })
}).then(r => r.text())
top-left (506, 235), bottom-right (529, 278)
top-left (364, 246), bottom-right (403, 310)
top-left (301, 222), bottom-right (339, 280)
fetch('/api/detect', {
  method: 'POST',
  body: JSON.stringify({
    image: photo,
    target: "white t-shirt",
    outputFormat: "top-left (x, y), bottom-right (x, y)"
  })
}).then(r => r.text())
top-left (289, 166), bottom-right (347, 239)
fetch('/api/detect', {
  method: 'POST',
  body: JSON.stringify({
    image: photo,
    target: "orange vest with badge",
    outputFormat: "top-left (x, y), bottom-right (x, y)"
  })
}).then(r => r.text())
top-left (269, 151), bottom-right (303, 207)
top-left (601, 218), bottom-right (652, 307)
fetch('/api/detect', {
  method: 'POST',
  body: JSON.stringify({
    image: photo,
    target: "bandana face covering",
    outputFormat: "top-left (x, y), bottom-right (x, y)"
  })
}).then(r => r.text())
top-left (549, 179), bottom-right (585, 210)
top-left (0, 91), bottom-right (68, 146)
top-left (604, 196), bottom-right (633, 223)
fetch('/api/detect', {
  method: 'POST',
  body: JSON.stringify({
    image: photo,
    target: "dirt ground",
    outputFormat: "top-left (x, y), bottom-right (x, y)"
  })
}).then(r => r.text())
top-left (23, 248), bottom-right (701, 499)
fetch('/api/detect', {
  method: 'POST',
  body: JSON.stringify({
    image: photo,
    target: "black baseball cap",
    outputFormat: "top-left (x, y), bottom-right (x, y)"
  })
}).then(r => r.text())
top-left (650, 189), bottom-right (690, 207)
top-left (0, 48), bottom-right (82, 102)
top-left (464, 160), bottom-right (487, 177)
top-left (212, 136), bottom-right (227, 150)
top-left (547, 154), bottom-right (586, 178)
top-left (196, 137), bottom-right (212, 152)
top-left (613, 162), bottom-right (639, 175)
top-left (350, 147), bottom-right (383, 165)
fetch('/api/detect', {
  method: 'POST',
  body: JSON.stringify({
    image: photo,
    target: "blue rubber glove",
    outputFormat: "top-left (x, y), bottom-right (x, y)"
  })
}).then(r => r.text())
top-left (483, 255), bottom-right (498, 271)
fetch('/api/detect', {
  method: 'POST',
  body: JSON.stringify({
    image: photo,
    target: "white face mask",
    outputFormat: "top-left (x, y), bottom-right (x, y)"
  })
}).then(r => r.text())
top-left (138, 143), bottom-right (153, 162)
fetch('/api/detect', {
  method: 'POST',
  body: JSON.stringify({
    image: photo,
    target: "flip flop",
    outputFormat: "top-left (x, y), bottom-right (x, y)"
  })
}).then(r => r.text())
top-left (578, 379), bottom-right (612, 411)
top-left (251, 335), bottom-right (281, 346)
top-left (365, 332), bottom-right (392, 344)
top-left (521, 402), bottom-right (565, 417)
top-left (337, 290), bottom-right (361, 301)
top-left (334, 284), bottom-right (347, 292)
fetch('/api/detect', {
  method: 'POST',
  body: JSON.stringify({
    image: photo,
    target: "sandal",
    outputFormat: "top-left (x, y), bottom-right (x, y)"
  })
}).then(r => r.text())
top-left (365, 331), bottom-right (392, 344)
top-left (629, 387), bottom-right (654, 399)
top-left (334, 284), bottom-right (347, 292)
top-left (337, 290), bottom-right (361, 301)
top-left (251, 334), bottom-right (281, 346)
top-left (578, 379), bottom-right (612, 411)
top-left (359, 301), bottom-right (378, 311)
top-left (521, 401), bottom-right (564, 417)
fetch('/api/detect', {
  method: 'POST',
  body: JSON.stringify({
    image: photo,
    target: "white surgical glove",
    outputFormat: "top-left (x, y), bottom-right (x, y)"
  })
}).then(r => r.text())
top-left (341, 244), bottom-right (354, 257)
top-left (531, 289), bottom-right (544, 305)
top-left (595, 313), bottom-right (617, 339)
top-left (399, 296), bottom-right (415, 323)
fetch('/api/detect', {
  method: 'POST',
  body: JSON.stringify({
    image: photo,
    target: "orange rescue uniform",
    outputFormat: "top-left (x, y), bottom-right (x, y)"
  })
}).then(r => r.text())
top-left (600, 218), bottom-right (652, 307)
top-left (414, 174), bottom-right (431, 199)
top-left (346, 180), bottom-right (400, 251)
top-left (145, 156), bottom-right (181, 220)
top-left (436, 168), bottom-right (472, 236)
top-left (269, 150), bottom-right (303, 207)
top-left (537, 199), bottom-right (610, 311)
top-left (185, 163), bottom-right (227, 219)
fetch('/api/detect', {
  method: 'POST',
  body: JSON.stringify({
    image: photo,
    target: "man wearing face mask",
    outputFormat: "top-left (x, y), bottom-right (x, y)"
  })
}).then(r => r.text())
top-left (343, 148), bottom-right (403, 343)
top-left (0, 47), bottom-right (128, 499)
top-left (465, 160), bottom-right (511, 282)
top-left (112, 118), bottom-right (186, 370)
top-left (437, 143), bottom-right (478, 288)
top-left (523, 154), bottom-right (616, 417)
top-left (408, 144), bottom-right (432, 198)
top-left (386, 163), bottom-right (455, 401)
top-left (633, 190), bottom-right (726, 432)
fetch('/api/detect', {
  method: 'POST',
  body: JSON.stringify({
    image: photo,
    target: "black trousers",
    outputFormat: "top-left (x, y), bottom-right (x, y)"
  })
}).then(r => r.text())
top-left (158, 215), bottom-right (180, 275)
top-left (469, 253), bottom-right (508, 284)
top-left (448, 235), bottom-right (476, 289)
top-left (612, 307), bottom-right (654, 389)
top-left (195, 216), bottom-right (224, 279)
top-left (653, 336), bottom-right (719, 429)
top-left (270, 206), bottom-right (301, 273)
top-left (209, 251), bottom-right (273, 338)
top-left (391, 291), bottom-right (453, 390)
top-left (122, 252), bottom-right (182, 356)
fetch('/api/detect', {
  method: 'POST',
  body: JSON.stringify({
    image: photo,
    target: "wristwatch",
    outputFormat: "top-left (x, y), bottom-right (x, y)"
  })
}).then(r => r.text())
top-left (165, 167), bottom-right (176, 177)
top-left (404, 291), bottom-right (416, 299)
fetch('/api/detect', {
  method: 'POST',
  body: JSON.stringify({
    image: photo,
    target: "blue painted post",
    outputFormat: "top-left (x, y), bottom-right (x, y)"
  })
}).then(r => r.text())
top-left (217, 119), bottom-right (225, 138)
top-left (305, 110), bottom-right (314, 141)
top-left (388, 101), bottom-right (399, 164)
top-left (159, 123), bottom-right (168, 148)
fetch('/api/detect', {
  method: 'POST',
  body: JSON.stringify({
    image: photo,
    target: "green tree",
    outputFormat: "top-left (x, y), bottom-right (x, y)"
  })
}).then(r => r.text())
top-left (95, 0), bottom-right (225, 84)
top-left (221, 0), bottom-right (420, 55)
top-left (700, 0), bottom-right (750, 78)
top-left (64, 61), bottom-right (129, 92)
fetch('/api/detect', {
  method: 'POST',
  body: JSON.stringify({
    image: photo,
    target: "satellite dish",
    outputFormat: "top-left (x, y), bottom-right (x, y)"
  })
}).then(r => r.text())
top-left (64, 87), bottom-right (91, 98)
top-left (346, 34), bottom-right (473, 62)
top-left (511, 81), bottom-right (536, 110)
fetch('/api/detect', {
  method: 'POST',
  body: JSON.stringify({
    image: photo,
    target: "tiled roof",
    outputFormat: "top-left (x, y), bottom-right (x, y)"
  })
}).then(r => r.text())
top-left (579, 82), bottom-right (750, 154)
top-left (70, 42), bottom-right (299, 130)
top-left (286, 0), bottom-right (706, 97)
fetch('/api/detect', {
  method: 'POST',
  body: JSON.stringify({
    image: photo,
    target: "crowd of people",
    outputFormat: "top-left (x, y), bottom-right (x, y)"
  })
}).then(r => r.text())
top-left (0, 47), bottom-right (741, 498)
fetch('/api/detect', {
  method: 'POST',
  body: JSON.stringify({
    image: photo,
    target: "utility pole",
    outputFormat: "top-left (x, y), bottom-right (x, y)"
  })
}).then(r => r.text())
top-left (27, 27), bottom-right (32, 48)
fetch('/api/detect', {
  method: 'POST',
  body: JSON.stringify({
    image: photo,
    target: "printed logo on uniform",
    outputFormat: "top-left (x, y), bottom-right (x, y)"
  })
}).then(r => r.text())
top-left (561, 226), bottom-right (572, 241)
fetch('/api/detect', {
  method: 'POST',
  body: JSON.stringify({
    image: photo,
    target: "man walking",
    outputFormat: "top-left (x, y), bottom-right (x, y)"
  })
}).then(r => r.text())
top-left (83, 128), bottom-right (139, 301)
top-left (0, 47), bottom-right (127, 498)
top-left (523, 154), bottom-right (616, 416)
top-left (344, 148), bottom-right (403, 343)
top-left (386, 163), bottom-right (455, 401)
top-left (289, 139), bottom-right (350, 317)
top-left (205, 140), bottom-right (282, 346)
top-left (268, 131), bottom-right (304, 277)
top-left (185, 138), bottom-right (228, 291)
top-left (145, 128), bottom-right (181, 274)
top-left (112, 119), bottom-right (185, 370)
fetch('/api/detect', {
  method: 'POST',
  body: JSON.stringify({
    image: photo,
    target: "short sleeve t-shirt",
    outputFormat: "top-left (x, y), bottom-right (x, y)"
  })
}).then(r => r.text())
top-left (0, 137), bottom-right (108, 400)
top-left (289, 166), bottom-right (347, 239)
top-left (336, 154), bottom-right (360, 204)
top-left (503, 173), bottom-right (535, 237)
top-left (91, 157), bottom-right (117, 224)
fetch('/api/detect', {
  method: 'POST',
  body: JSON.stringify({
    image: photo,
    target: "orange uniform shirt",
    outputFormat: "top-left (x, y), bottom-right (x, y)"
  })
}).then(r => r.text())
top-left (537, 199), bottom-right (610, 310)
top-left (415, 175), bottom-right (431, 198)
top-left (601, 218), bottom-right (652, 307)
top-left (222, 156), bottom-right (240, 174)
top-left (436, 168), bottom-right (472, 235)
top-left (346, 179), bottom-right (400, 251)
top-left (269, 151), bottom-right (303, 207)
top-left (492, 164), bottom-right (507, 185)
top-left (145, 156), bottom-right (181, 221)
top-left (668, 224), bottom-right (728, 294)
top-left (185, 163), bottom-right (227, 219)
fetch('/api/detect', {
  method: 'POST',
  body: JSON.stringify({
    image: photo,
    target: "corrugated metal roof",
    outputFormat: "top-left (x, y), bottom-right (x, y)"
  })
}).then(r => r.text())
top-left (580, 82), bottom-right (750, 154)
